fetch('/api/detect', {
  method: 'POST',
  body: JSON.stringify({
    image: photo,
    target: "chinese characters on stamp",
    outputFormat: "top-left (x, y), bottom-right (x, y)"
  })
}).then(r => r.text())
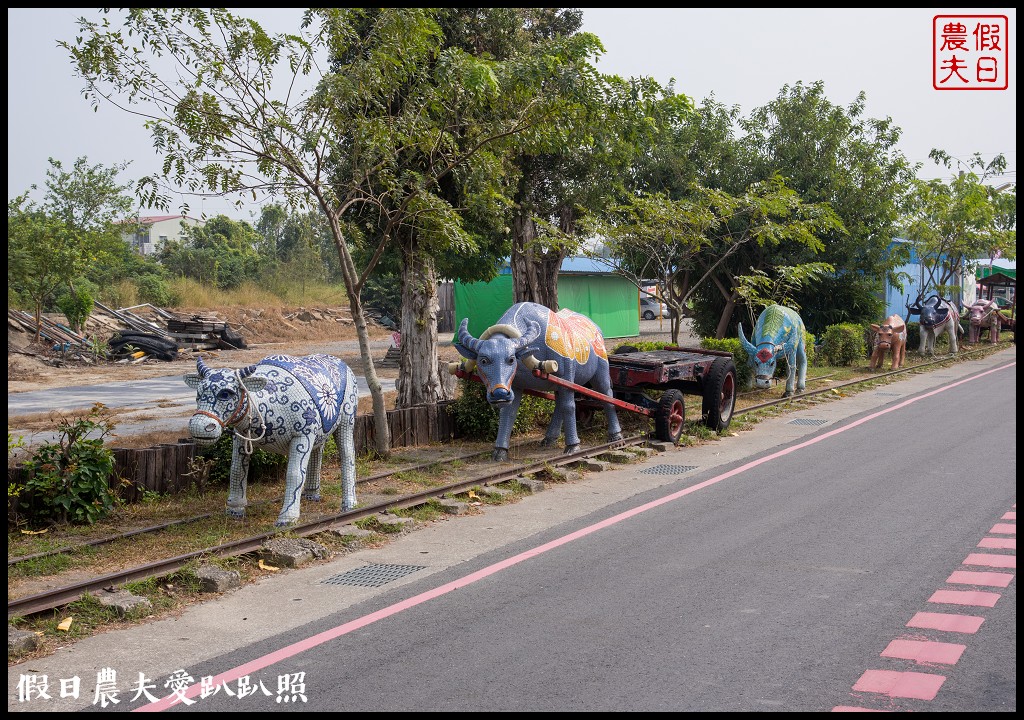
top-left (934, 15), bottom-right (1009, 90)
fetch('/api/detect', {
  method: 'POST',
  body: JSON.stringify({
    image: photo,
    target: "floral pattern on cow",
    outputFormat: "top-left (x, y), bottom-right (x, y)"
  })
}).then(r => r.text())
top-left (185, 354), bottom-right (357, 526)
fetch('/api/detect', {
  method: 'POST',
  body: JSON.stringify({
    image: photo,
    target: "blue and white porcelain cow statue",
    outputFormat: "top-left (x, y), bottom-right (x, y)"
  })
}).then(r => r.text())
top-left (185, 354), bottom-right (358, 526)
top-left (738, 304), bottom-right (807, 398)
top-left (452, 302), bottom-right (623, 461)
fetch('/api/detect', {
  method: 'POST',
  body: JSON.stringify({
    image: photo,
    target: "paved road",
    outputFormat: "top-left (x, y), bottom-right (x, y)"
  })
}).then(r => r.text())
top-left (8, 346), bottom-right (1016, 712)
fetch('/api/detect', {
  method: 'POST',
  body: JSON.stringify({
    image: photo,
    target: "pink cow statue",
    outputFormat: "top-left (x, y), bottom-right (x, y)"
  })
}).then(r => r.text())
top-left (962, 299), bottom-right (1001, 344)
top-left (869, 314), bottom-right (907, 370)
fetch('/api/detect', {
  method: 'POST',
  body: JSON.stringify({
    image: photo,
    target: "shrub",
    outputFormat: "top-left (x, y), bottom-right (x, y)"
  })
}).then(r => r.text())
top-left (699, 337), bottom-right (752, 389)
top-left (56, 285), bottom-right (95, 333)
top-left (451, 379), bottom-right (553, 441)
top-left (135, 275), bottom-right (180, 307)
top-left (19, 405), bottom-right (116, 526)
top-left (818, 323), bottom-right (867, 366)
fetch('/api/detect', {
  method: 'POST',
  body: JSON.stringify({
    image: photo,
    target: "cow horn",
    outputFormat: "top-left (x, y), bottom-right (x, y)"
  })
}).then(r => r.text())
top-left (457, 318), bottom-right (482, 352)
top-left (196, 357), bottom-right (212, 378)
top-left (737, 323), bottom-right (756, 356)
top-left (480, 324), bottom-right (522, 341)
top-left (513, 320), bottom-right (542, 351)
top-left (238, 364), bottom-right (258, 378)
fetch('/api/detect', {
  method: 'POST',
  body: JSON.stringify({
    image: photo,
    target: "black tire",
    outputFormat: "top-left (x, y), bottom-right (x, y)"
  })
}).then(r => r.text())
top-left (642, 310), bottom-right (655, 320)
top-left (701, 357), bottom-right (736, 432)
top-left (614, 345), bottom-right (639, 355)
top-left (654, 389), bottom-right (685, 444)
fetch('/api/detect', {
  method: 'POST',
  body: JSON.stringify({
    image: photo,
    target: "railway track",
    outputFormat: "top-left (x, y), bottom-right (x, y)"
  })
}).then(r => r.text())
top-left (6, 343), bottom-right (1005, 620)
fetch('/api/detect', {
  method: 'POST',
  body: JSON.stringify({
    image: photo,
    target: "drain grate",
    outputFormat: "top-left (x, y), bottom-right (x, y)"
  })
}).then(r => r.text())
top-left (788, 418), bottom-right (828, 426)
top-left (321, 564), bottom-right (425, 588)
top-left (875, 391), bottom-right (901, 396)
top-left (640, 464), bottom-right (698, 475)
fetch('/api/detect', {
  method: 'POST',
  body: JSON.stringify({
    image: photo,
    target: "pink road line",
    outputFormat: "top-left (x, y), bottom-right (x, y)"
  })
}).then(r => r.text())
top-left (946, 570), bottom-right (1014, 587)
top-left (881, 638), bottom-right (966, 665)
top-left (1002, 512), bottom-right (1016, 520)
top-left (962, 553), bottom-right (1016, 569)
top-left (832, 707), bottom-right (889, 712)
top-left (134, 361), bottom-right (1016, 712)
top-left (928, 589), bottom-right (1001, 607)
top-left (906, 611), bottom-right (984, 634)
top-left (989, 523), bottom-right (1016, 535)
top-left (852, 670), bottom-right (946, 700)
top-left (978, 537), bottom-right (1016, 550)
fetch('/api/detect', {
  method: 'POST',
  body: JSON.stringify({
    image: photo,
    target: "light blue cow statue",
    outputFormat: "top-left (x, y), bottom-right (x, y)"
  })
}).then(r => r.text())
top-left (738, 304), bottom-right (807, 398)
top-left (452, 302), bottom-right (623, 461)
top-left (185, 354), bottom-right (357, 526)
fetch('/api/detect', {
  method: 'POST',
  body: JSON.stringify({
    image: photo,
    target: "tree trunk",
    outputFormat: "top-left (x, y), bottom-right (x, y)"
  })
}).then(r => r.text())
top-left (510, 209), bottom-right (562, 309)
top-left (397, 231), bottom-right (451, 408)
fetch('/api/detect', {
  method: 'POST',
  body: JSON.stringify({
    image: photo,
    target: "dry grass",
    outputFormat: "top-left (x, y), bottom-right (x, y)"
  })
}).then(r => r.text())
top-left (170, 277), bottom-right (350, 309)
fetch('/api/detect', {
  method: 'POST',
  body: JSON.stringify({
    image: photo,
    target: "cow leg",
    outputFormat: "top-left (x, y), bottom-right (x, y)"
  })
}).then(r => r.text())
top-left (553, 388), bottom-right (581, 454)
top-left (226, 439), bottom-right (251, 519)
top-left (796, 343), bottom-right (807, 393)
top-left (303, 443), bottom-right (324, 502)
top-left (277, 436), bottom-right (314, 526)
top-left (493, 395), bottom-right (522, 462)
top-left (334, 374), bottom-right (358, 510)
top-left (590, 373), bottom-right (623, 442)
top-left (948, 321), bottom-right (959, 353)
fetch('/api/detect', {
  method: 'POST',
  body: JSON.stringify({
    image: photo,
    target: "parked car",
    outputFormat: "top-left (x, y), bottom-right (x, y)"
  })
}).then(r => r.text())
top-left (639, 296), bottom-right (671, 320)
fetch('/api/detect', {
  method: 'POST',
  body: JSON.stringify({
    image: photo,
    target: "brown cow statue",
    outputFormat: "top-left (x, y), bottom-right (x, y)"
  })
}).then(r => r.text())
top-left (961, 299), bottom-right (1001, 344)
top-left (869, 314), bottom-right (907, 370)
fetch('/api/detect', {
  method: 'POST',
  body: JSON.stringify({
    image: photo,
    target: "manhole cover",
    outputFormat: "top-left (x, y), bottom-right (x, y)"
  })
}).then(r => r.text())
top-left (640, 465), bottom-right (698, 475)
top-left (321, 564), bottom-right (425, 588)
top-left (788, 418), bottom-right (828, 426)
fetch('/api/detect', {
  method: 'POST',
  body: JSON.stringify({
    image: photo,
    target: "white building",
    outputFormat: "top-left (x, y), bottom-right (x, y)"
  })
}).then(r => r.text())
top-left (122, 215), bottom-right (203, 256)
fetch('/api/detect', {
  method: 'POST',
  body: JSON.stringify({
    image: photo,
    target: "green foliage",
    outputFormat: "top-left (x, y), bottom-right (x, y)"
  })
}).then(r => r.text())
top-left (906, 322), bottom-right (921, 351)
top-left (452, 379), bottom-right (553, 440)
top-left (819, 323), bottom-right (868, 366)
top-left (134, 274), bottom-right (179, 307)
top-left (19, 405), bottom-right (116, 526)
top-left (195, 432), bottom-right (286, 486)
top-left (700, 337), bottom-right (752, 388)
top-left (56, 285), bottom-right (94, 332)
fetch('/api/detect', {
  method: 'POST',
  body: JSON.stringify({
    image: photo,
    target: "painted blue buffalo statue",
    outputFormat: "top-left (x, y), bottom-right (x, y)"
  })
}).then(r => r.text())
top-left (452, 302), bottom-right (623, 461)
top-left (907, 294), bottom-right (961, 355)
top-left (185, 354), bottom-right (357, 526)
top-left (738, 304), bottom-right (807, 398)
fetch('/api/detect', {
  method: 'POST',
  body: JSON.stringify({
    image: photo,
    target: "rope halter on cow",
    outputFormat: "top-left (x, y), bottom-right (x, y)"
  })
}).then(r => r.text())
top-left (192, 359), bottom-right (266, 455)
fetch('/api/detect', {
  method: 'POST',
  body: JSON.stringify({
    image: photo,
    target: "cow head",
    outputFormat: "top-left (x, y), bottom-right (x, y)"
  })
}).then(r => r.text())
top-left (455, 319), bottom-right (542, 405)
top-left (964, 300), bottom-right (997, 326)
top-left (184, 357), bottom-right (267, 444)
top-left (870, 323), bottom-right (895, 349)
top-left (917, 295), bottom-right (952, 329)
top-left (738, 323), bottom-right (781, 389)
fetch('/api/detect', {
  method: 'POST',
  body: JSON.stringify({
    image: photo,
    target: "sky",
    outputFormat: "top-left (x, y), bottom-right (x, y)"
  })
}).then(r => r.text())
top-left (7, 8), bottom-right (1017, 223)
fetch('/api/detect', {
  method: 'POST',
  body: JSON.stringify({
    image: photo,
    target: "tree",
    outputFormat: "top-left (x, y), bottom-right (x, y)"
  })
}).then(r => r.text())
top-left (903, 151), bottom-right (1016, 298)
top-left (8, 157), bottom-right (135, 336)
top-left (159, 215), bottom-right (264, 289)
top-left (589, 176), bottom-right (842, 342)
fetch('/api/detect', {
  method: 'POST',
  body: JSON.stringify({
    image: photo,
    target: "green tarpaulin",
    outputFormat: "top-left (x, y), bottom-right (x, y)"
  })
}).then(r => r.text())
top-left (454, 274), bottom-right (640, 339)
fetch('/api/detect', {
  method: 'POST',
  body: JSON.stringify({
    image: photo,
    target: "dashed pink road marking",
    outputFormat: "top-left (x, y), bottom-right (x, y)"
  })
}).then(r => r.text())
top-left (881, 638), bottom-right (966, 665)
top-left (978, 537), bottom-right (1016, 549)
top-left (906, 611), bottom-right (984, 634)
top-left (1002, 511), bottom-right (1016, 520)
top-left (928, 589), bottom-right (1001, 607)
top-left (989, 523), bottom-right (1016, 535)
top-left (962, 553), bottom-right (1016, 569)
top-left (852, 670), bottom-right (946, 700)
top-left (946, 570), bottom-right (1015, 587)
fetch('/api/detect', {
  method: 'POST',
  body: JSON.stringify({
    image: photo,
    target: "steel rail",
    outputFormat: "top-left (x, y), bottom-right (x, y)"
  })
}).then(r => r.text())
top-left (8, 435), bottom-right (648, 619)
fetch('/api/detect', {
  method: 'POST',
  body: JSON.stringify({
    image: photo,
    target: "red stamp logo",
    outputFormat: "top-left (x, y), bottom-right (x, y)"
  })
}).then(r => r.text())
top-left (934, 15), bottom-right (1009, 90)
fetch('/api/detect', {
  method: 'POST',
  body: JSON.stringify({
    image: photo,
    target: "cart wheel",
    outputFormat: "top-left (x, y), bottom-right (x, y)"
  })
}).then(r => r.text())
top-left (702, 357), bottom-right (736, 432)
top-left (614, 344), bottom-right (639, 355)
top-left (654, 389), bottom-right (686, 444)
